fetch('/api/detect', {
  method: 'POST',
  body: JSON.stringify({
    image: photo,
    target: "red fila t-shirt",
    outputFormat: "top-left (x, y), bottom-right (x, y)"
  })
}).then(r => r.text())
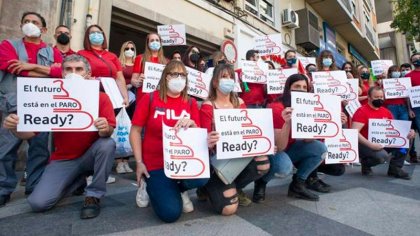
top-left (133, 54), bottom-right (160, 101)
top-left (267, 101), bottom-right (295, 150)
top-left (78, 49), bottom-right (122, 79)
top-left (131, 92), bottom-right (200, 171)
top-left (352, 104), bottom-right (393, 139)
top-left (50, 92), bottom-right (116, 161)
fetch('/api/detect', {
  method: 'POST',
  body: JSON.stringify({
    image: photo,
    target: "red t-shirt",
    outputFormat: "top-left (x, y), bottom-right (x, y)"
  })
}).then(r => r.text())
top-left (352, 104), bottom-right (393, 139)
top-left (360, 80), bottom-right (370, 105)
top-left (200, 102), bottom-right (247, 133)
top-left (122, 65), bottom-right (134, 85)
top-left (133, 54), bottom-right (160, 101)
top-left (77, 49), bottom-right (122, 79)
top-left (0, 39), bottom-right (62, 77)
top-left (50, 92), bottom-right (116, 161)
top-left (236, 69), bottom-right (266, 106)
top-left (267, 101), bottom-right (295, 150)
top-left (406, 70), bottom-right (420, 87)
top-left (54, 46), bottom-right (75, 59)
top-left (132, 92), bottom-right (200, 171)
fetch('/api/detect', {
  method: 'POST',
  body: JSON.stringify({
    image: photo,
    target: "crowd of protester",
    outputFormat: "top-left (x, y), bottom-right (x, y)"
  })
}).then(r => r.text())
top-left (1, 11), bottom-right (420, 223)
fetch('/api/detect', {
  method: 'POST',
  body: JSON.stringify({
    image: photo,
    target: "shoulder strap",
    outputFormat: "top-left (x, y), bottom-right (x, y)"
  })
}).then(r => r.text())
top-left (92, 50), bottom-right (114, 77)
top-left (8, 39), bottom-right (29, 62)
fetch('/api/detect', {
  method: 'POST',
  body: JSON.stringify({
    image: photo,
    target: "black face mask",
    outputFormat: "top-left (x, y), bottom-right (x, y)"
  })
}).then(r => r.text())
top-left (190, 53), bottom-right (200, 64)
top-left (371, 99), bottom-right (384, 108)
top-left (361, 72), bottom-right (370, 80)
top-left (57, 33), bottom-right (70, 45)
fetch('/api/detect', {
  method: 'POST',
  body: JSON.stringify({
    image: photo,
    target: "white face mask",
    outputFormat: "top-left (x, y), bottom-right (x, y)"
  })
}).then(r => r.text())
top-left (124, 50), bottom-right (135, 58)
top-left (22, 23), bottom-right (41, 37)
top-left (168, 77), bottom-right (186, 93)
top-left (64, 73), bottom-right (85, 80)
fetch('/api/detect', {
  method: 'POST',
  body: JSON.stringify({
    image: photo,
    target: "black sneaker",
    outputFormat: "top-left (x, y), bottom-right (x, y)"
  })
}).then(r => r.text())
top-left (306, 177), bottom-right (330, 193)
top-left (410, 156), bottom-right (418, 164)
top-left (80, 197), bottom-right (100, 219)
top-left (0, 195), bottom-right (11, 207)
top-left (388, 167), bottom-right (411, 180)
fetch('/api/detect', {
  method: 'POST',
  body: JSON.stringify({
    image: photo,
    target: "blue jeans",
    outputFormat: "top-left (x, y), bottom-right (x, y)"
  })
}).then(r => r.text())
top-left (386, 104), bottom-right (409, 121)
top-left (261, 152), bottom-right (293, 182)
top-left (286, 140), bottom-right (327, 180)
top-left (0, 126), bottom-right (49, 196)
top-left (146, 169), bottom-right (208, 223)
top-left (413, 107), bottom-right (420, 133)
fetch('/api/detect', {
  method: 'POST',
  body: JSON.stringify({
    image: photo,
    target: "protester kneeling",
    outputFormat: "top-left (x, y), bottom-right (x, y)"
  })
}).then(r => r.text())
top-left (352, 86), bottom-right (416, 179)
top-left (129, 60), bottom-right (208, 223)
top-left (198, 64), bottom-right (270, 215)
top-left (2, 55), bottom-right (116, 219)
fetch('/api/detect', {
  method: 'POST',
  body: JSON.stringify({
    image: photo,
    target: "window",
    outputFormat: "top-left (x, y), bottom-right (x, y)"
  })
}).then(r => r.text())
top-left (245, 0), bottom-right (275, 26)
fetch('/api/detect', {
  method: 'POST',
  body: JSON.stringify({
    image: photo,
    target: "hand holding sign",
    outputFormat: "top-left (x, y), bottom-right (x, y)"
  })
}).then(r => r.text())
top-left (163, 123), bottom-right (210, 179)
top-left (214, 109), bottom-right (274, 159)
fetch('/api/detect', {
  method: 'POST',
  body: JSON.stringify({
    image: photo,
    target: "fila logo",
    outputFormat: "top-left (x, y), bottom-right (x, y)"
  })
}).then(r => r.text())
top-left (153, 107), bottom-right (191, 120)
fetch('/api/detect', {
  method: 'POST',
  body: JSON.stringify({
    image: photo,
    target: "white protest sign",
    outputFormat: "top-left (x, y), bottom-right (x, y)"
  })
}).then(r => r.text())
top-left (383, 77), bottom-right (412, 99)
top-left (267, 68), bottom-right (298, 94)
top-left (345, 99), bottom-right (362, 118)
top-left (17, 77), bottom-right (99, 132)
top-left (157, 24), bottom-right (186, 46)
top-left (368, 119), bottom-right (411, 148)
top-left (371, 60), bottom-right (393, 76)
top-left (240, 60), bottom-right (268, 84)
top-left (409, 86), bottom-right (420, 108)
top-left (291, 92), bottom-right (342, 139)
top-left (297, 57), bottom-right (316, 69)
top-left (100, 77), bottom-right (123, 109)
top-left (312, 71), bottom-right (351, 100)
top-left (163, 123), bottom-right (210, 179)
top-left (343, 79), bottom-right (359, 102)
top-left (186, 67), bottom-right (211, 99)
top-left (325, 129), bottom-right (359, 164)
top-left (142, 62), bottom-right (165, 93)
top-left (254, 34), bottom-right (283, 56)
top-left (214, 109), bottom-right (275, 159)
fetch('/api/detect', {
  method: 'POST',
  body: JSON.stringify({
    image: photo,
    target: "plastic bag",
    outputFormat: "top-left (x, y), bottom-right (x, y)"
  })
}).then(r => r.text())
top-left (112, 107), bottom-right (133, 157)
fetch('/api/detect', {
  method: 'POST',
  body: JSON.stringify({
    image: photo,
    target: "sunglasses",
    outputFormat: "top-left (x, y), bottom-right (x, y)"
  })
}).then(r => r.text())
top-left (125, 48), bottom-right (135, 51)
top-left (168, 72), bottom-right (187, 78)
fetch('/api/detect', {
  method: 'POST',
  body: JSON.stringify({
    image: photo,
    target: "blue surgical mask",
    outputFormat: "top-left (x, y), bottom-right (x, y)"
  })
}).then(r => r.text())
top-left (287, 58), bottom-right (297, 66)
top-left (401, 70), bottom-right (410, 77)
top-left (390, 71), bottom-right (401, 78)
top-left (89, 32), bottom-right (104, 45)
top-left (149, 41), bottom-right (161, 51)
top-left (218, 78), bottom-right (235, 94)
top-left (322, 58), bottom-right (333, 67)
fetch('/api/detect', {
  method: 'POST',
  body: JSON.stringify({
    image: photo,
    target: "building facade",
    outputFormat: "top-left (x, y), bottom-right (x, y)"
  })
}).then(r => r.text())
top-left (0, 0), bottom-right (381, 67)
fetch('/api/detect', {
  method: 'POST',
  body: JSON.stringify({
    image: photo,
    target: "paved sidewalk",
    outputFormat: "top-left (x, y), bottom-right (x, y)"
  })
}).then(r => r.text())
top-left (1, 163), bottom-right (419, 236)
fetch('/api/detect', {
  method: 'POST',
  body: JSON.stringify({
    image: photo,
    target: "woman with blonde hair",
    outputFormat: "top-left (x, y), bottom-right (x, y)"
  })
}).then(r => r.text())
top-left (131, 33), bottom-right (168, 100)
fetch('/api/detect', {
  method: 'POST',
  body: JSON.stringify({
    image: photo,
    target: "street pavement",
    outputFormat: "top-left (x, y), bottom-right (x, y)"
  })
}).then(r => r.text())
top-left (1, 162), bottom-right (420, 236)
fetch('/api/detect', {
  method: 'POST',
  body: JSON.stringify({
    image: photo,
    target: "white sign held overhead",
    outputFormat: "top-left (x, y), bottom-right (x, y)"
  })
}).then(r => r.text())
top-left (157, 24), bottom-right (186, 46)
top-left (253, 34), bottom-right (283, 56)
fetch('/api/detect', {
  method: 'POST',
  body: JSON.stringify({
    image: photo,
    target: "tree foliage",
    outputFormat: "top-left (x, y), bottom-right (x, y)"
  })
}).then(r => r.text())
top-left (390, 0), bottom-right (420, 41)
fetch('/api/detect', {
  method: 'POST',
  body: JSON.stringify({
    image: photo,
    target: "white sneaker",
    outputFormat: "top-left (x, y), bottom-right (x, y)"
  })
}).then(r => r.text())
top-left (116, 162), bottom-right (126, 174)
top-left (404, 160), bottom-right (411, 166)
top-left (123, 162), bottom-right (134, 173)
top-left (136, 179), bottom-right (149, 208)
top-left (86, 176), bottom-right (92, 186)
top-left (181, 191), bottom-right (194, 213)
top-left (106, 176), bottom-right (116, 184)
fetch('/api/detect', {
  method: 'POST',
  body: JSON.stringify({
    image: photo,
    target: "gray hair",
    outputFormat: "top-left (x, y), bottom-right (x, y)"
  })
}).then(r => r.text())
top-left (62, 54), bottom-right (91, 74)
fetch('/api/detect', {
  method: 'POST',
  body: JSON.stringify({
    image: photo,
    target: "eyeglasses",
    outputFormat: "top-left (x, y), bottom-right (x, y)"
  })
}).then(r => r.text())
top-left (168, 72), bottom-right (187, 78)
top-left (125, 48), bottom-right (135, 51)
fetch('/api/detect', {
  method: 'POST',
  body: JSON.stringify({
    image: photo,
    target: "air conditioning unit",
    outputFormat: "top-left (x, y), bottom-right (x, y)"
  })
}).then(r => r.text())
top-left (282, 8), bottom-right (299, 29)
top-left (295, 8), bottom-right (320, 51)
